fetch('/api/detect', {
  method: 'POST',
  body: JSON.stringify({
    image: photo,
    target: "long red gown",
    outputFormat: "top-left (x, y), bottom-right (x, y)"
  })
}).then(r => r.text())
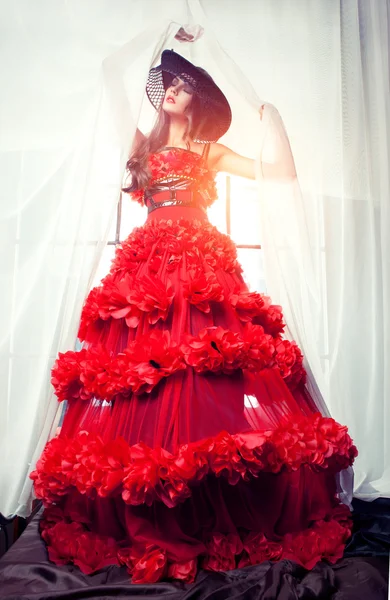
top-left (30, 146), bottom-right (358, 584)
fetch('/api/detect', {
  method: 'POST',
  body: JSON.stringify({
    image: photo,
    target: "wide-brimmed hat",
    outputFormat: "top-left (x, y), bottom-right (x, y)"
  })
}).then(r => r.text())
top-left (146, 49), bottom-right (232, 142)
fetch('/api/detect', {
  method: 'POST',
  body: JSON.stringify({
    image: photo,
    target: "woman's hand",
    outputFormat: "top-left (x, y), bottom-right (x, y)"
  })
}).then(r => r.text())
top-left (259, 104), bottom-right (265, 120)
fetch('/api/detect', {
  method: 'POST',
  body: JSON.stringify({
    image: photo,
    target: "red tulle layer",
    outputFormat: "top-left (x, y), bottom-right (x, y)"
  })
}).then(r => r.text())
top-left (40, 502), bottom-right (352, 583)
top-left (30, 412), bottom-right (357, 508)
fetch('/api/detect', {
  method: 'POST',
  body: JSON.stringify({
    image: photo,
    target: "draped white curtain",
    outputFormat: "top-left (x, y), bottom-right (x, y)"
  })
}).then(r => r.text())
top-left (0, 0), bottom-right (388, 517)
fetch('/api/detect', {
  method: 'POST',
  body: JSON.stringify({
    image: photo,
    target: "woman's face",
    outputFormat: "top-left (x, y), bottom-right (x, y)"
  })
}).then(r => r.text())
top-left (162, 76), bottom-right (194, 116)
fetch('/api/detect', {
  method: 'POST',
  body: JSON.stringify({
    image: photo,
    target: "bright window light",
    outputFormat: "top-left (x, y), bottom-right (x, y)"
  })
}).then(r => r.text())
top-left (92, 175), bottom-right (266, 292)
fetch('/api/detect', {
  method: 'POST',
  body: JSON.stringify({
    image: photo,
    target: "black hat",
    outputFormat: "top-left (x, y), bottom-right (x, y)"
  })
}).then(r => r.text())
top-left (146, 49), bottom-right (232, 143)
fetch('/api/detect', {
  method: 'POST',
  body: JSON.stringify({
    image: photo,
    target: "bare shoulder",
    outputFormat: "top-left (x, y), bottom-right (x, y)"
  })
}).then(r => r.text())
top-left (208, 143), bottom-right (256, 179)
top-left (209, 142), bottom-right (230, 157)
top-left (189, 142), bottom-right (227, 166)
top-left (189, 142), bottom-right (206, 155)
top-left (208, 143), bottom-right (231, 168)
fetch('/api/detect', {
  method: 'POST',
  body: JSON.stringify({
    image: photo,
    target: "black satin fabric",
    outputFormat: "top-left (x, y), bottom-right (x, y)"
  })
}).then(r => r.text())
top-left (0, 500), bottom-right (388, 600)
top-left (345, 498), bottom-right (390, 558)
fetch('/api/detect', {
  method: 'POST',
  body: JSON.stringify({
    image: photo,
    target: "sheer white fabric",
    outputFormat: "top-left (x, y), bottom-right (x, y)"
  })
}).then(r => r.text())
top-left (0, 11), bottom-right (185, 517)
top-left (0, 0), bottom-right (388, 517)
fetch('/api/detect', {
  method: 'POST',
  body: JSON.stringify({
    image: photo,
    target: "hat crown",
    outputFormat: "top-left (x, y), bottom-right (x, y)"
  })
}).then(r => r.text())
top-left (146, 50), bottom-right (232, 143)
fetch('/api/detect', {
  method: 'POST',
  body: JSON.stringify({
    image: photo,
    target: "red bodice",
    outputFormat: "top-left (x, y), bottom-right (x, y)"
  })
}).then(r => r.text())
top-left (130, 147), bottom-right (218, 210)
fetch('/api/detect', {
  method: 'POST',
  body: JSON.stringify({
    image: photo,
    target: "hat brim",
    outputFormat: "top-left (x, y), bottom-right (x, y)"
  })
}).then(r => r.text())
top-left (146, 50), bottom-right (232, 143)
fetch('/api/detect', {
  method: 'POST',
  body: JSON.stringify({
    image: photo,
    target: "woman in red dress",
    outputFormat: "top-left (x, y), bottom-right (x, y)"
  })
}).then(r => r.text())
top-left (30, 50), bottom-right (357, 584)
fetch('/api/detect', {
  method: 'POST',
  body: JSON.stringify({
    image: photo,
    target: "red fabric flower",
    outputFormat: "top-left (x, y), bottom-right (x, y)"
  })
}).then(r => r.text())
top-left (234, 431), bottom-right (267, 476)
top-left (168, 444), bottom-right (209, 483)
top-left (238, 532), bottom-right (283, 567)
top-left (96, 271), bottom-right (173, 327)
top-left (30, 437), bottom-right (76, 503)
top-left (148, 249), bottom-right (164, 273)
top-left (159, 443), bottom-right (209, 507)
top-left (282, 516), bottom-right (350, 570)
top-left (78, 287), bottom-right (105, 341)
top-left (199, 229), bottom-right (238, 273)
top-left (122, 443), bottom-right (163, 506)
top-left (203, 533), bottom-right (243, 572)
top-left (72, 432), bottom-right (108, 496)
top-left (51, 349), bottom-right (91, 402)
top-left (241, 323), bottom-right (275, 371)
top-left (262, 420), bottom-right (315, 472)
top-left (208, 431), bottom-right (247, 484)
top-left (329, 502), bottom-right (354, 533)
top-left (41, 517), bottom-right (119, 574)
top-left (41, 520), bottom-right (85, 565)
top-left (115, 330), bottom-right (186, 395)
top-left (273, 339), bottom-right (306, 388)
top-left (98, 274), bottom-right (142, 328)
top-left (183, 269), bottom-right (224, 313)
top-left (256, 301), bottom-right (285, 337)
top-left (128, 274), bottom-right (175, 324)
top-left (120, 544), bottom-right (168, 583)
top-left (181, 326), bottom-right (245, 374)
top-left (312, 415), bottom-right (358, 470)
top-left (229, 290), bottom-right (267, 322)
top-left (159, 475), bottom-right (192, 508)
top-left (73, 531), bottom-right (119, 574)
top-left (111, 228), bottom-right (153, 277)
top-left (97, 438), bottom-right (133, 497)
top-left (79, 346), bottom-right (117, 401)
top-left (230, 290), bottom-right (285, 336)
top-left (316, 518), bottom-right (352, 562)
top-left (167, 559), bottom-right (197, 583)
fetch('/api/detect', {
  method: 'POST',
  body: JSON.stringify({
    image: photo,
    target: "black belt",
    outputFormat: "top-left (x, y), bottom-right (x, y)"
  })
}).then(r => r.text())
top-left (147, 190), bottom-right (205, 213)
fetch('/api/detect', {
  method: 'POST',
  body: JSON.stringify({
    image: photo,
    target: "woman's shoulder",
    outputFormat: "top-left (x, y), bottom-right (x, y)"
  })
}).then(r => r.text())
top-left (207, 143), bottom-right (231, 169)
top-left (188, 142), bottom-right (206, 156)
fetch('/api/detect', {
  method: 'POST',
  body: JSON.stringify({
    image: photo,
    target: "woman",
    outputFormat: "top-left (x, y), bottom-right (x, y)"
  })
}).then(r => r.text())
top-left (31, 50), bottom-right (357, 584)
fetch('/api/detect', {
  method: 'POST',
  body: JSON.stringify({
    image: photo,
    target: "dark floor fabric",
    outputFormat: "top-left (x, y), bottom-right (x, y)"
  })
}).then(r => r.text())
top-left (344, 498), bottom-right (390, 558)
top-left (0, 499), bottom-right (388, 600)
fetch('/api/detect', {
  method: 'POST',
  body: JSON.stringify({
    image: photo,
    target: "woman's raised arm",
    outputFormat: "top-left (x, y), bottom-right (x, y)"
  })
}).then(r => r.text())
top-left (210, 144), bottom-right (256, 179)
top-left (209, 105), bottom-right (265, 179)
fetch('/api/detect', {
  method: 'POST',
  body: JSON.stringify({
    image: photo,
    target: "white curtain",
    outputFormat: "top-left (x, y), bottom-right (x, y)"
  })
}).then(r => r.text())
top-left (244, 0), bottom-right (390, 500)
top-left (1, 0), bottom-right (388, 517)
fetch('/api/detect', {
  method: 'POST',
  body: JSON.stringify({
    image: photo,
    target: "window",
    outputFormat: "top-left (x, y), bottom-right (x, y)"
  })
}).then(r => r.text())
top-left (68, 175), bottom-right (265, 420)
top-left (92, 174), bottom-right (266, 292)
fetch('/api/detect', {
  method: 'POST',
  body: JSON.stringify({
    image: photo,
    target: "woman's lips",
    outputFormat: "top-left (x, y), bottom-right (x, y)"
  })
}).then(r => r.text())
top-left (166, 97), bottom-right (175, 104)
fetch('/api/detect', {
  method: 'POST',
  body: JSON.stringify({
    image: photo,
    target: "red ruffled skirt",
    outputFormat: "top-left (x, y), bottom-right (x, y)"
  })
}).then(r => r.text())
top-left (31, 206), bottom-right (357, 583)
